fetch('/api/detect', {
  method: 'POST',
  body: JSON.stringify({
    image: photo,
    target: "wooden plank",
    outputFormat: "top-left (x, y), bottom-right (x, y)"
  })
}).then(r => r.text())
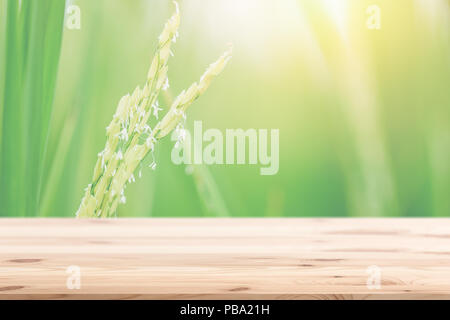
top-left (1, 218), bottom-right (450, 300)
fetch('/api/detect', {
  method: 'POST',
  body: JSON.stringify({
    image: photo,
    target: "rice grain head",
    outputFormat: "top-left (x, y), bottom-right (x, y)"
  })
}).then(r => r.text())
top-left (76, 3), bottom-right (232, 218)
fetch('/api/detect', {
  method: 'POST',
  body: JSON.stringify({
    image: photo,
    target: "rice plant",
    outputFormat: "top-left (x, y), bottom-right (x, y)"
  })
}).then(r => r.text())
top-left (76, 3), bottom-right (232, 218)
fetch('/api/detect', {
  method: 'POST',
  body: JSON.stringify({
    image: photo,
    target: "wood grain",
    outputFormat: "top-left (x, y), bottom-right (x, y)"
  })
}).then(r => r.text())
top-left (1, 218), bottom-right (450, 300)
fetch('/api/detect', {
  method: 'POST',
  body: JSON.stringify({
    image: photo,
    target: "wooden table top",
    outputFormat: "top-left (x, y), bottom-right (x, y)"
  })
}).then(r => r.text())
top-left (1, 218), bottom-right (450, 299)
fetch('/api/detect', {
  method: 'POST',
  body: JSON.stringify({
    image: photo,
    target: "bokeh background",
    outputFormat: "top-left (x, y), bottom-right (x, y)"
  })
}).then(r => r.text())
top-left (0, 0), bottom-right (449, 217)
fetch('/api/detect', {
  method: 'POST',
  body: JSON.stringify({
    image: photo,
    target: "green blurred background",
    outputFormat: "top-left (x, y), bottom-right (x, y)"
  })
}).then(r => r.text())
top-left (0, 0), bottom-right (449, 217)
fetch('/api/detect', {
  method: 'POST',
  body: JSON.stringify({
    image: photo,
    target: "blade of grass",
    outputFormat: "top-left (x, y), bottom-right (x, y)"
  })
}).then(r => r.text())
top-left (0, 0), bottom-right (66, 216)
top-left (1, 0), bottom-right (26, 216)
top-left (39, 110), bottom-right (77, 216)
top-left (23, 0), bottom-right (66, 216)
top-left (190, 165), bottom-right (230, 217)
top-left (161, 91), bottom-right (230, 217)
top-left (0, 0), bottom-right (6, 137)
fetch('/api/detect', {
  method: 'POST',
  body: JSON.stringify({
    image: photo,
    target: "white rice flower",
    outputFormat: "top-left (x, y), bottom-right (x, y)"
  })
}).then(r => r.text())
top-left (143, 124), bottom-right (152, 134)
top-left (162, 77), bottom-right (170, 91)
top-left (118, 128), bottom-right (128, 141)
top-left (153, 102), bottom-right (163, 119)
top-left (146, 136), bottom-right (156, 149)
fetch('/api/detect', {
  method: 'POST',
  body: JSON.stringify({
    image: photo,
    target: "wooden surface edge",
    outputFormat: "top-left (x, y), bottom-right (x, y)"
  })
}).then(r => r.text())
top-left (2, 293), bottom-right (450, 300)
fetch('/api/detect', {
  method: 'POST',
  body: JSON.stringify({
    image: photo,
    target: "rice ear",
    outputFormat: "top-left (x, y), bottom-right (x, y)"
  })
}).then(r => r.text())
top-left (76, 3), bottom-right (231, 218)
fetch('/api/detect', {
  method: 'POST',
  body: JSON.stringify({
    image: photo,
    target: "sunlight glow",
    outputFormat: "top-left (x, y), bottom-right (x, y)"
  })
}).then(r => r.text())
top-left (321, 0), bottom-right (349, 41)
